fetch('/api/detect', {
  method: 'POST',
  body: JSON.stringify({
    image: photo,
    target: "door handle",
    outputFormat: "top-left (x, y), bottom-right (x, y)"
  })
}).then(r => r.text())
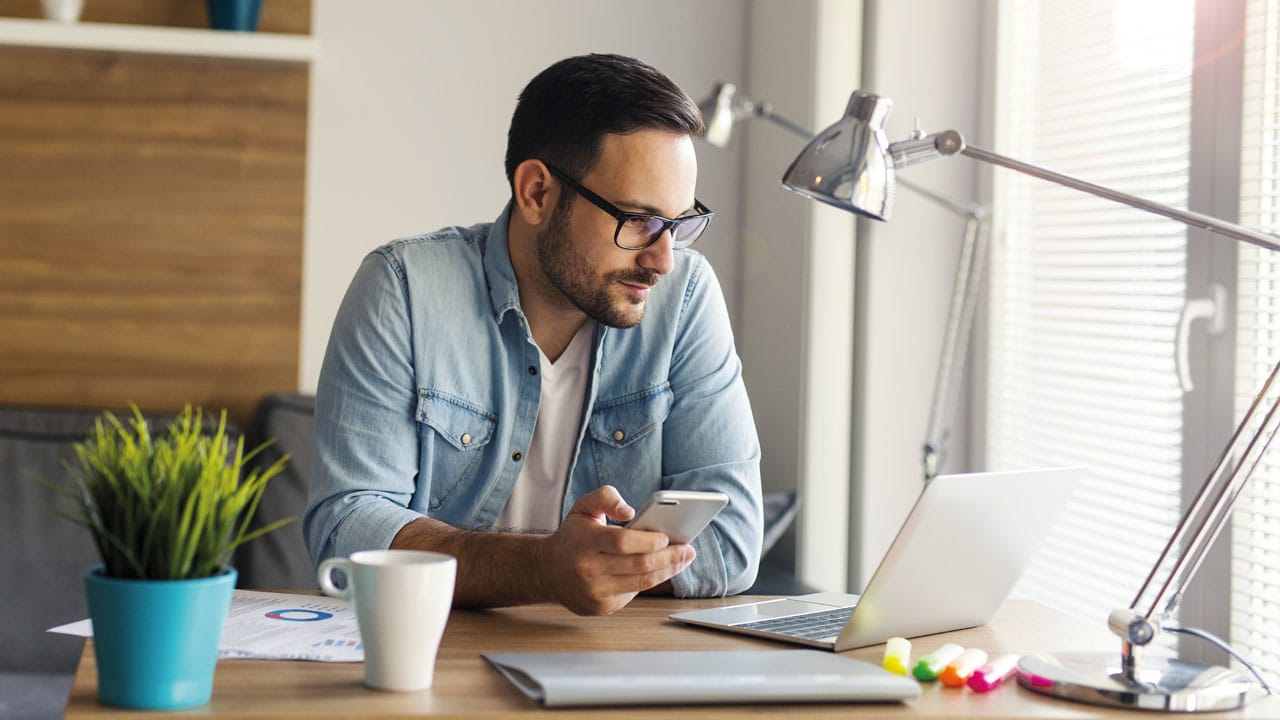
top-left (1175, 283), bottom-right (1228, 393)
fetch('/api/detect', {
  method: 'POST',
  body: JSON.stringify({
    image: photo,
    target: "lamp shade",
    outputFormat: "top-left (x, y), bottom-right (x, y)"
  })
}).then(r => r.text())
top-left (781, 90), bottom-right (895, 220)
top-left (698, 82), bottom-right (737, 149)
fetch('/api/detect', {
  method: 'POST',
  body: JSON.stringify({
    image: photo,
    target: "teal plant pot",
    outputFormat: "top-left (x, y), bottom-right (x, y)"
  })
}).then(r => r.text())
top-left (84, 567), bottom-right (236, 710)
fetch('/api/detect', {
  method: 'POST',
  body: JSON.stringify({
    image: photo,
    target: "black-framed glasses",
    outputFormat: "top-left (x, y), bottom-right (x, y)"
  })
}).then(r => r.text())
top-left (544, 164), bottom-right (714, 250)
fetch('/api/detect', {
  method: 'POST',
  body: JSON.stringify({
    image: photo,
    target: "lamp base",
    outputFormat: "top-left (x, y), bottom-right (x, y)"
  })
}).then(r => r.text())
top-left (1016, 652), bottom-right (1256, 712)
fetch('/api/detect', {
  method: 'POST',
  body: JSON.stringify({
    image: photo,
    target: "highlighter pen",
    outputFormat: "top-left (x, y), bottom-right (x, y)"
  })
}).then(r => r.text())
top-left (967, 653), bottom-right (1021, 692)
top-left (912, 643), bottom-right (964, 681)
top-left (882, 636), bottom-right (912, 675)
top-left (939, 648), bottom-right (988, 688)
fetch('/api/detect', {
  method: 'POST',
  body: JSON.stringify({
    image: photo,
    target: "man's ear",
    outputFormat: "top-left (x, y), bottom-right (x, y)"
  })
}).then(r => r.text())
top-left (512, 159), bottom-right (557, 226)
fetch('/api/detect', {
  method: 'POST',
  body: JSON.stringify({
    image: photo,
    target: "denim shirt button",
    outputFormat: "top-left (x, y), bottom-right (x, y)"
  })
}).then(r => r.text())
top-left (613, 430), bottom-right (625, 442)
top-left (527, 365), bottom-right (538, 376)
top-left (512, 451), bottom-right (523, 462)
top-left (460, 433), bottom-right (472, 445)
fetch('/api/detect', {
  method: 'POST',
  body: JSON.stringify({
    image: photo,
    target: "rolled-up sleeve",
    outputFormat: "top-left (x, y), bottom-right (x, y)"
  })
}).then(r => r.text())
top-left (662, 258), bottom-right (763, 597)
top-left (304, 251), bottom-right (424, 566)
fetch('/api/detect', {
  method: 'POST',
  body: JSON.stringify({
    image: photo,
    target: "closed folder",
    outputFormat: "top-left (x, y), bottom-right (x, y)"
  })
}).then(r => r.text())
top-left (483, 650), bottom-right (920, 707)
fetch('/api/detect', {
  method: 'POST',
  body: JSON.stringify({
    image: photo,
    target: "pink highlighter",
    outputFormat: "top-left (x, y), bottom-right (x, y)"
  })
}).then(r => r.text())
top-left (967, 653), bottom-right (1021, 692)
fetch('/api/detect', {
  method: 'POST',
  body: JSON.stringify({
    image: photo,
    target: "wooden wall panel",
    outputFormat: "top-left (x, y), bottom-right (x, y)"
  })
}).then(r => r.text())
top-left (0, 47), bottom-right (307, 424)
top-left (0, 0), bottom-right (311, 34)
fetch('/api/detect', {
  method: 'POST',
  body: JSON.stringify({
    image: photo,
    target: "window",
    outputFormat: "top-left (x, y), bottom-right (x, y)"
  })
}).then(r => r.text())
top-left (987, 0), bottom-right (1280, 678)
top-left (1232, 0), bottom-right (1280, 679)
top-left (988, 0), bottom-right (1195, 627)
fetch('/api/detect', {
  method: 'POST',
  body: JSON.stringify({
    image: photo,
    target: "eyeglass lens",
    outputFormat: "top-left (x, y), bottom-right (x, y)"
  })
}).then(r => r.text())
top-left (616, 214), bottom-right (710, 249)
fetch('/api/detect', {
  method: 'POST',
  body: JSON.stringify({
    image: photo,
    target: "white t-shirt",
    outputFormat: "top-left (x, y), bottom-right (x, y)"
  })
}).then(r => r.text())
top-left (494, 322), bottom-right (594, 533)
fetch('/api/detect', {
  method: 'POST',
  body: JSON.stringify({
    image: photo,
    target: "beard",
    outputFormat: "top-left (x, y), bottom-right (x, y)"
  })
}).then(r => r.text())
top-left (537, 201), bottom-right (658, 329)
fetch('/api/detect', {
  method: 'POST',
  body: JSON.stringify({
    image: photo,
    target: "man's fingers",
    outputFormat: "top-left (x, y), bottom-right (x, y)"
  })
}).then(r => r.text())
top-left (569, 484), bottom-right (634, 523)
top-left (603, 545), bottom-right (696, 594)
top-left (583, 524), bottom-right (672, 555)
top-left (593, 544), bottom-right (695, 583)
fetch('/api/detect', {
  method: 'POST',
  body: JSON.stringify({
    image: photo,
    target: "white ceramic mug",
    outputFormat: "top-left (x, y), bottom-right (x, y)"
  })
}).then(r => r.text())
top-left (318, 549), bottom-right (456, 692)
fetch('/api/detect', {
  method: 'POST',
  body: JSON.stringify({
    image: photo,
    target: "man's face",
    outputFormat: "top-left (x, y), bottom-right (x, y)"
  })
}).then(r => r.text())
top-left (536, 130), bottom-right (699, 329)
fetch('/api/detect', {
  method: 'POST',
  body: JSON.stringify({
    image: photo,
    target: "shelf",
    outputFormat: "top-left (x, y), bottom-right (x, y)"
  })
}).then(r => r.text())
top-left (0, 17), bottom-right (317, 62)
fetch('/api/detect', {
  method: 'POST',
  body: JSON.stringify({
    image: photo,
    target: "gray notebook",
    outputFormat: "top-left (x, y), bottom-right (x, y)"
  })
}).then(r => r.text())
top-left (483, 650), bottom-right (920, 707)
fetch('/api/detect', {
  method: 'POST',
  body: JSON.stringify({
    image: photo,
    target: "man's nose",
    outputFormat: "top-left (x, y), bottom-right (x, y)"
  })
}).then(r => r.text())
top-left (636, 229), bottom-right (675, 277)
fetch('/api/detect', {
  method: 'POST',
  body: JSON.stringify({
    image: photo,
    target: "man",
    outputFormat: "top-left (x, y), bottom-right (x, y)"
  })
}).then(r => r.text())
top-left (304, 54), bottom-right (762, 616)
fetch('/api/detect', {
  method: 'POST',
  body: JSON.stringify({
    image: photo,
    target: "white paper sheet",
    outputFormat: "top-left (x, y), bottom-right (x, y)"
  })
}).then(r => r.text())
top-left (48, 589), bottom-right (364, 663)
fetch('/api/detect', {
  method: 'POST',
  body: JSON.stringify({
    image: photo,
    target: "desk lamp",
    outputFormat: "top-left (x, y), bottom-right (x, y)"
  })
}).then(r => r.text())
top-left (782, 88), bottom-right (1280, 712)
top-left (698, 82), bottom-right (988, 481)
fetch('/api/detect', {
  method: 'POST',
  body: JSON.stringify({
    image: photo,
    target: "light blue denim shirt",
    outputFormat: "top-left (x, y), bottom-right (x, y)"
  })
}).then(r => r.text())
top-left (304, 205), bottom-right (763, 597)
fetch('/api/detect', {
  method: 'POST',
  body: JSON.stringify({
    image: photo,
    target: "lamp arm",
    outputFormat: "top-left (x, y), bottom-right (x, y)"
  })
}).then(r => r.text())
top-left (963, 143), bottom-right (1280, 252)
top-left (753, 104), bottom-right (814, 142)
top-left (907, 127), bottom-right (1280, 636)
top-left (906, 129), bottom-right (1280, 254)
top-left (897, 177), bottom-right (986, 219)
top-left (1132, 359), bottom-right (1280, 624)
top-left (923, 214), bottom-right (990, 480)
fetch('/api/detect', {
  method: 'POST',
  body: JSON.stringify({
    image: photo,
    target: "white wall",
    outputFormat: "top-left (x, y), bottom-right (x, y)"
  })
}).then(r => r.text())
top-left (301, 0), bottom-right (750, 389)
top-left (850, 0), bottom-right (984, 588)
top-left (740, 0), bottom-right (858, 591)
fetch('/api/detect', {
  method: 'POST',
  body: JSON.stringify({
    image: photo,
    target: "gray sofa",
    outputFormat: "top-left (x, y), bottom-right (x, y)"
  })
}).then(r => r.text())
top-left (1, 394), bottom-right (805, 719)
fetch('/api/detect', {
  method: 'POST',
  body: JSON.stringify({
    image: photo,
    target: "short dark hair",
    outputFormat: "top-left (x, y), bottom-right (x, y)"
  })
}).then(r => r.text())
top-left (504, 54), bottom-right (703, 190)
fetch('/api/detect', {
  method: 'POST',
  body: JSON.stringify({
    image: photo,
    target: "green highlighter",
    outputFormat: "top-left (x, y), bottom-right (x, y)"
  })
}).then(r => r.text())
top-left (912, 643), bottom-right (965, 681)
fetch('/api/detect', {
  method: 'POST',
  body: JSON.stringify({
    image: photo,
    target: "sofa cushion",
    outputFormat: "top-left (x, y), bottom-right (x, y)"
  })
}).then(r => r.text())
top-left (234, 393), bottom-right (318, 590)
top-left (0, 406), bottom-right (107, 673)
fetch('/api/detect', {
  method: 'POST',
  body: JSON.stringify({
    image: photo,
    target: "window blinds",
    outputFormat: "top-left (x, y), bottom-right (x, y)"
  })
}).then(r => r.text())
top-left (1232, 0), bottom-right (1280, 680)
top-left (990, 0), bottom-right (1194, 625)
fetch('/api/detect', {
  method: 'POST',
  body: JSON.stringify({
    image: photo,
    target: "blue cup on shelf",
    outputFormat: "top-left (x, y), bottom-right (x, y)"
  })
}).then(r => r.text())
top-left (207, 0), bottom-right (262, 31)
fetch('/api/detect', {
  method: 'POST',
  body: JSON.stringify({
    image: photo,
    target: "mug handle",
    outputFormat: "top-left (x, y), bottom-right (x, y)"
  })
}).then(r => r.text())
top-left (317, 557), bottom-right (353, 600)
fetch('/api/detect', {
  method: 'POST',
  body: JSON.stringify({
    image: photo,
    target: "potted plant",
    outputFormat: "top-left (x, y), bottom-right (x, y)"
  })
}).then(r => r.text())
top-left (55, 405), bottom-right (290, 710)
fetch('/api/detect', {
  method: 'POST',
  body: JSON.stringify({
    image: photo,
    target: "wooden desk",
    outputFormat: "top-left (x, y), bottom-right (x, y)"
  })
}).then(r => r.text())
top-left (64, 597), bottom-right (1280, 718)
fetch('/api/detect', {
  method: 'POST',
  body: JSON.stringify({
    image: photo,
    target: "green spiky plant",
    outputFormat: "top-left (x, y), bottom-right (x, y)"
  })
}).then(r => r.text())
top-left (59, 405), bottom-right (292, 580)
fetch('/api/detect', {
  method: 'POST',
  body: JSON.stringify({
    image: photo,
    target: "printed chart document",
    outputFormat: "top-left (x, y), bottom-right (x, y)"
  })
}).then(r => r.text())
top-left (219, 590), bottom-right (362, 661)
top-left (48, 590), bottom-right (363, 662)
top-left (483, 650), bottom-right (920, 707)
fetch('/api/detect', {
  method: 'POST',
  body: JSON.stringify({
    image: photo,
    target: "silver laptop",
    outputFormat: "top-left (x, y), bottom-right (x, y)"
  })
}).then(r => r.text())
top-left (671, 467), bottom-right (1081, 651)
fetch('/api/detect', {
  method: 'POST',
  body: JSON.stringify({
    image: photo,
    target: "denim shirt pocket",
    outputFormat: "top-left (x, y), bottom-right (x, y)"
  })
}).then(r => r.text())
top-left (587, 386), bottom-right (673, 483)
top-left (415, 389), bottom-right (496, 511)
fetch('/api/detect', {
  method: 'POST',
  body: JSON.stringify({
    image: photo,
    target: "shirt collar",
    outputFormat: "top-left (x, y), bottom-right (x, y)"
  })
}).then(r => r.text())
top-left (483, 202), bottom-right (523, 324)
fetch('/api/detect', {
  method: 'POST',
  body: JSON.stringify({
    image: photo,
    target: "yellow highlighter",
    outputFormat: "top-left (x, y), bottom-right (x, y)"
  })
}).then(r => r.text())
top-left (912, 643), bottom-right (965, 681)
top-left (882, 636), bottom-right (912, 675)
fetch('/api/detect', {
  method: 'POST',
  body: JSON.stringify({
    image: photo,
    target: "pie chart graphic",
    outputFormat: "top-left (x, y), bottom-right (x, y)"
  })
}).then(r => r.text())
top-left (264, 608), bottom-right (334, 622)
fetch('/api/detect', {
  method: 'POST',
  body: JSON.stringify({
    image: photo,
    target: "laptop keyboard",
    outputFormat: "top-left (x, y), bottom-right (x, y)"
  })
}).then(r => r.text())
top-left (734, 606), bottom-right (855, 641)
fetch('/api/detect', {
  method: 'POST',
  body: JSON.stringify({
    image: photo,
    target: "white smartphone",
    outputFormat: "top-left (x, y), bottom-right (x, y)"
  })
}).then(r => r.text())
top-left (626, 490), bottom-right (729, 544)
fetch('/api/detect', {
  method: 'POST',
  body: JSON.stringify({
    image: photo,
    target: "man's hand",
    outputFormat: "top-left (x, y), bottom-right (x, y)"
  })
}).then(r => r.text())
top-left (390, 485), bottom-right (694, 614)
top-left (534, 485), bottom-right (695, 615)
